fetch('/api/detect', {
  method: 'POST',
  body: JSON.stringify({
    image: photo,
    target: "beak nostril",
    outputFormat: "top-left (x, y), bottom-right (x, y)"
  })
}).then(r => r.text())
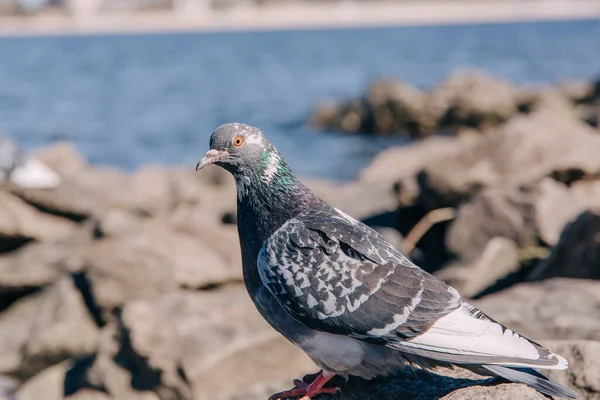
top-left (196, 149), bottom-right (228, 171)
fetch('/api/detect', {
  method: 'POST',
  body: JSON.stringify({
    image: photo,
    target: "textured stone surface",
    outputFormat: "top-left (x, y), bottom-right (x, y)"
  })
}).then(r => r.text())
top-left (0, 277), bottom-right (99, 380)
top-left (473, 278), bottom-right (600, 341)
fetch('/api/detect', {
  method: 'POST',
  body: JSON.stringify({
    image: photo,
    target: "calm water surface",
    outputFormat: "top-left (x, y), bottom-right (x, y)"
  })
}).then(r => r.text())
top-left (0, 20), bottom-right (599, 180)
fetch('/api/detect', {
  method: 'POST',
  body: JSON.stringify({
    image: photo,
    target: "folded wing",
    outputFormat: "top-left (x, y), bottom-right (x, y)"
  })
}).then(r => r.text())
top-left (258, 206), bottom-right (567, 370)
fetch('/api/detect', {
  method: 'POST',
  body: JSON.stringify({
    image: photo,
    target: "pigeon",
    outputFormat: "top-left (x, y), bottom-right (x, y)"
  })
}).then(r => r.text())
top-left (0, 132), bottom-right (61, 189)
top-left (196, 123), bottom-right (576, 400)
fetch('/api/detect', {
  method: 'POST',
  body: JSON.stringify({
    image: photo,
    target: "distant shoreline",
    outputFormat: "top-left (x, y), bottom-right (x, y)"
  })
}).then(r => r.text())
top-left (0, 0), bottom-right (599, 37)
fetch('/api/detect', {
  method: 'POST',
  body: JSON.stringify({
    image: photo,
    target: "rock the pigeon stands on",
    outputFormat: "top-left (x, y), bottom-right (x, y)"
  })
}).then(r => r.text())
top-left (197, 123), bottom-right (577, 400)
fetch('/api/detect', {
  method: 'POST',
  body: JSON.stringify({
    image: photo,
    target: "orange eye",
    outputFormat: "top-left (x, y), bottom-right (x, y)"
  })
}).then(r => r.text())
top-left (232, 135), bottom-right (244, 147)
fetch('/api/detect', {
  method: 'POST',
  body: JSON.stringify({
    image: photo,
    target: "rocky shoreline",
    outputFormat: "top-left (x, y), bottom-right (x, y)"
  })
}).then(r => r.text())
top-left (2, 70), bottom-right (600, 399)
top-left (312, 69), bottom-right (600, 138)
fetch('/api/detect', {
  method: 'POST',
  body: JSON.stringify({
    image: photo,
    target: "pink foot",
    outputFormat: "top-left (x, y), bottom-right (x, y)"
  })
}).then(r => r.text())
top-left (268, 370), bottom-right (341, 400)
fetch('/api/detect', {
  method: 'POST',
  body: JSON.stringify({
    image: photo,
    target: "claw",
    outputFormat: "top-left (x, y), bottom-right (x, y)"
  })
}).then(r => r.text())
top-left (269, 370), bottom-right (340, 400)
top-left (292, 379), bottom-right (309, 388)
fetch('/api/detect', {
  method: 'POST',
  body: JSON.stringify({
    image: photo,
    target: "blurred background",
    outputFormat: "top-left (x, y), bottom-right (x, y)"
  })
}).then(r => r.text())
top-left (1, 1), bottom-right (600, 400)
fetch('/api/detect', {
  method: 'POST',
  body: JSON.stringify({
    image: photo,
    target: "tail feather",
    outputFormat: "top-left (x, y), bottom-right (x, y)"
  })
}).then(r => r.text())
top-left (393, 303), bottom-right (569, 370)
top-left (479, 365), bottom-right (577, 399)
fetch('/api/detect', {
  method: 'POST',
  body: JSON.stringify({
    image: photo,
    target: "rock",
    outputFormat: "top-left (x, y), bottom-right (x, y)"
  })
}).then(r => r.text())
top-left (419, 111), bottom-right (600, 209)
top-left (529, 210), bottom-right (600, 281)
top-left (196, 331), bottom-right (317, 400)
top-left (116, 285), bottom-right (316, 400)
top-left (526, 87), bottom-right (579, 118)
top-left (304, 178), bottom-right (397, 221)
top-left (83, 218), bottom-right (240, 318)
top-left (439, 383), bottom-right (544, 400)
top-left (534, 178), bottom-right (582, 246)
top-left (67, 390), bottom-right (156, 400)
top-left (168, 168), bottom-right (206, 206)
top-left (10, 163), bottom-right (213, 223)
top-left (0, 191), bottom-right (78, 244)
top-left (0, 229), bottom-right (91, 308)
top-left (445, 187), bottom-right (537, 262)
top-left (95, 208), bottom-right (146, 237)
top-left (312, 100), bottom-right (343, 131)
top-left (312, 69), bottom-right (526, 137)
top-left (436, 237), bottom-right (520, 298)
top-left (364, 79), bottom-right (434, 137)
top-left (0, 277), bottom-right (99, 380)
top-left (473, 278), bottom-right (600, 341)
top-left (82, 237), bottom-right (177, 317)
top-left (543, 340), bottom-right (600, 400)
top-left (66, 390), bottom-right (112, 400)
top-left (11, 167), bottom-right (134, 221)
top-left (63, 321), bottom-right (163, 400)
top-left (359, 136), bottom-right (456, 183)
top-left (432, 69), bottom-right (522, 132)
top-left (193, 166), bottom-right (238, 225)
top-left (583, 105), bottom-right (600, 128)
top-left (168, 206), bottom-right (242, 270)
top-left (33, 142), bottom-right (88, 178)
top-left (358, 135), bottom-right (468, 206)
top-left (303, 137), bottom-right (470, 222)
top-left (556, 79), bottom-right (596, 103)
top-left (128, 165), bottom-right (177, 216)
top-left (16, 361), bottom-right (71, 400)
top-left (533, 178), bottom-right (600, 246)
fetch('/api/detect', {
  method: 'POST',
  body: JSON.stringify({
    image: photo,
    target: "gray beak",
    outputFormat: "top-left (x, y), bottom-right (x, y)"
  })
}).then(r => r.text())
top-left (196, 149), bottom-right (228, 171)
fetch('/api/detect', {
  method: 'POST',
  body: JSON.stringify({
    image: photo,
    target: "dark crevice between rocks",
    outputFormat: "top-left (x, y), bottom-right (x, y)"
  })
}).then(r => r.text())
top-left (0, 235), bottom-right (33, 255)
top-left (221, 211), bottom-right (237, 225)
top-left (16, 198), bottom-right (88, 223)
top-left (416, 171), bottom-right (476, 211)
top-left (91, 219), bottom-right (105, 240)
top-left (470, 255), bottom-right (545, 300)
top-left (113, 310), bottom-right (162, 392)
top-left (362, 211), bottom-right (397, 229)
top-left (71, 271), bottom-right (106, 328)
top-left (550, 168), bottom-right (586, 186)
top-left (395, 204), bottom-right (453, 274)
top-left (64, 355), bottom-right (108, 396)
top-left (185, 279), bottom-right (245, 292)
top-left (176, 366), bottom-right (189, 386)
top-left (113, 308), bottom-right (191, 400)
top-left (0, 286), bottom-right (42, 313)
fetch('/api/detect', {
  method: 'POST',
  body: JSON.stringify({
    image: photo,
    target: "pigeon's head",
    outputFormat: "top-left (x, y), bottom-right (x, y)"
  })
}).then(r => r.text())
top-left (197, 123), bottom-right (292, 184)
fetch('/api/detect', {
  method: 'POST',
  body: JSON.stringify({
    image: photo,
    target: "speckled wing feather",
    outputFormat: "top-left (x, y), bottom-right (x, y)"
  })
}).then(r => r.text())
top-left (257, 206), bottom-right (462, 343)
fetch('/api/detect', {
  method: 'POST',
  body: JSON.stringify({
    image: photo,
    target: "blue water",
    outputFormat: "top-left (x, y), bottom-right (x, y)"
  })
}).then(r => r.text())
top-left (0, 19), bottom-right (599, 181)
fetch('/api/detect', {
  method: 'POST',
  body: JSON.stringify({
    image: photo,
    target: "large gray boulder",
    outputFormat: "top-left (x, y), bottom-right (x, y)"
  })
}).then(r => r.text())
top-left (0, 277), bottom-right (99, 380)
top-left (0, 191), bottom-right (77, 244)
top-left (529, 210), bottom-right (600, 281)
top-left (544, 340), bottom-right (600, 400)
top-left (418, 111), bottom-right (600, 209)
top-left (0, 227), bottom-right (91, 307)
top-left (64, 285), bottom-right (316, 400)
top-left (473, 278), bottom-right (600, 341)
top-left (436, 237), bottom-right (520, 298)
top-left (82, 218), bottom-right (241, 319)
top-left (445, 187), bottom-right (537, 262)
top-left (534, 178), bottom-right (600, 246)
top-left (311, 69), bottom-right (527, 137)
top-left (431, 69), bottom-right (523, 132)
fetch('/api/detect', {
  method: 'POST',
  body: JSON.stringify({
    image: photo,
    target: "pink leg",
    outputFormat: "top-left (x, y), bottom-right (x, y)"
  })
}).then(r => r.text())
top-left (268, 370), bottom-right (341, 400)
